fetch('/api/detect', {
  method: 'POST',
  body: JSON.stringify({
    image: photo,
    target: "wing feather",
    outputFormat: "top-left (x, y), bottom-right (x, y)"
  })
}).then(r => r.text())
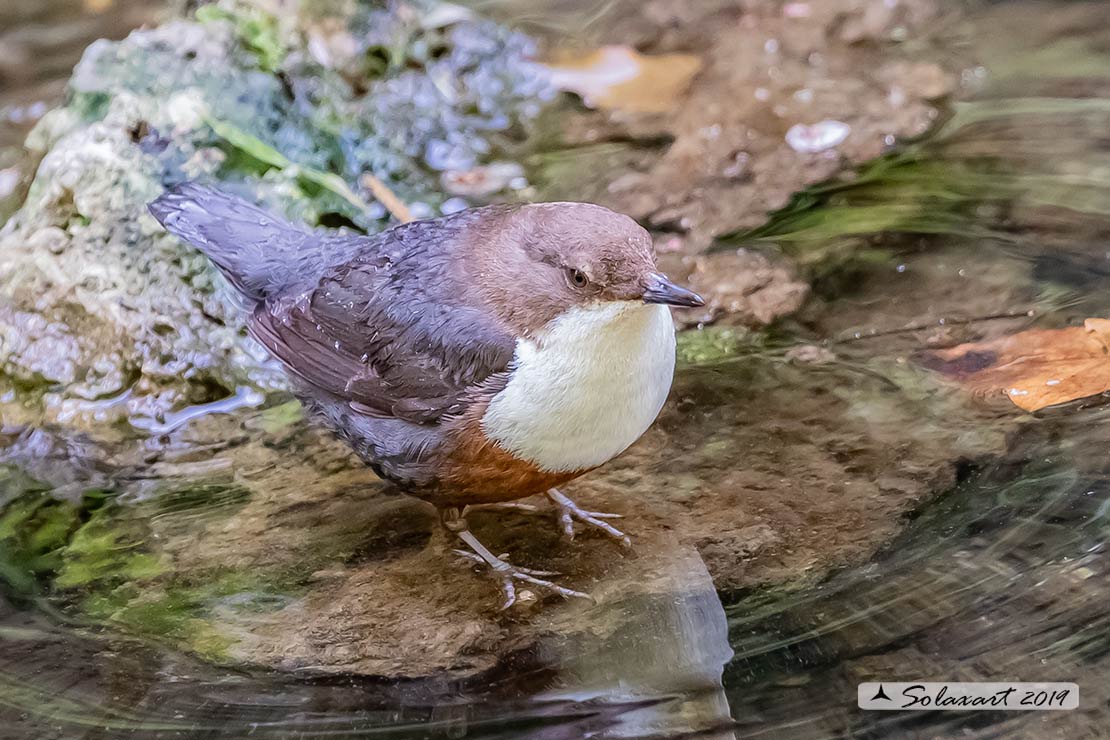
top-left (247, 219), bottom-right (516, 424)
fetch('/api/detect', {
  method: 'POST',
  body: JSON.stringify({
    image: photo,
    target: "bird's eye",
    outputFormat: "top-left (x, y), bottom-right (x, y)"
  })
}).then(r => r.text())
top-left (567, 268), bottom-right (589, 288)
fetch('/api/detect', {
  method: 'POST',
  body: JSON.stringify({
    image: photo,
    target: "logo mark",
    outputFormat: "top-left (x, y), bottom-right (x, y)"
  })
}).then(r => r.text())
top-left (870, 685), bottom-right (891, 702)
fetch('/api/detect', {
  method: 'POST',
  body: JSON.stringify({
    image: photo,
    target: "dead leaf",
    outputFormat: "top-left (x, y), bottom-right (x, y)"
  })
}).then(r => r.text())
top-left (540, 46), bottom-right (702, 114)
top-left (921, 318), bottom-right (1110, 412)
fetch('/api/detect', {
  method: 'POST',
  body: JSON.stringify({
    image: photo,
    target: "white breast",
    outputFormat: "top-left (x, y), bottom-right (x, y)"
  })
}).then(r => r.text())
top-left (481, 301), bottom-right (676, 472)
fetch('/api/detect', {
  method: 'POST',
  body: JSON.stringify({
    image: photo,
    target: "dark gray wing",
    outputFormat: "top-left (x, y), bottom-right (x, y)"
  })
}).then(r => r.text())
top-left (248, 214), bottom-right (517, 424)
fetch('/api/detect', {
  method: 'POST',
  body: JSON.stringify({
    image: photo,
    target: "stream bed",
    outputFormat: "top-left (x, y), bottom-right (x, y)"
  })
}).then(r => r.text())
top-left (3, 0), bottom-right (1110, 738)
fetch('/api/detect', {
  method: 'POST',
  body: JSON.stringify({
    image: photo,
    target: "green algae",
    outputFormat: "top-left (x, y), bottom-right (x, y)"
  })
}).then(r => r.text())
top-left (247, 399), bottom-right (304, 434)
top-left (676, 327), bottom-right (760, 365)
top-left (0, 485), bottom-right (164, 599)
top-left (0, 485), bottom-right (84, 596)
top-left (55, 505), bottom-right (164, 590)
top-left (0, 476), bottom-right (295, 660)
top-left (78, 567), bottom-right (300, 662)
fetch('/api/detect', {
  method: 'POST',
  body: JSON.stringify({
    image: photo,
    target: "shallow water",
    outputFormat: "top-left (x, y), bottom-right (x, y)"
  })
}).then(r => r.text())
top-left (4, 0), bottom-right (1110, 738)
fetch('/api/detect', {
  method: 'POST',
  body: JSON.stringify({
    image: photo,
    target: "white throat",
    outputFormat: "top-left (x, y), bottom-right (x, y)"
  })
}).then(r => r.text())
top-left (481, 301), bottom-right (676, 472)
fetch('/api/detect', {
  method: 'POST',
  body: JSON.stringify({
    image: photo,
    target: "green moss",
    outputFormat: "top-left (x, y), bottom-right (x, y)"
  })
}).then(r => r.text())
top-left (196, 3), bottom-right (286, 74)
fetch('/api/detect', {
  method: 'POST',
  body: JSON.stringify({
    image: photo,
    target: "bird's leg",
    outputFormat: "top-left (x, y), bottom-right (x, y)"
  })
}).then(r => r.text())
top-left (439, 507), bottom-right (592, 609)
top-left (546, 488), bottom-right (631, 547)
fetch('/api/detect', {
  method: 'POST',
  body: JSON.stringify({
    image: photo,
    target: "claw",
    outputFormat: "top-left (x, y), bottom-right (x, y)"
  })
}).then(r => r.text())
top-left (501, 579), bottom-right (517, 610)
top-left (547, 489), bottom-right (632, 547)
top-left (466, 493), bottom-right (630, 547)
top-left (447, 521), bottom-right (593, 607)
top-left (452, 549), bottom-right (560, 577)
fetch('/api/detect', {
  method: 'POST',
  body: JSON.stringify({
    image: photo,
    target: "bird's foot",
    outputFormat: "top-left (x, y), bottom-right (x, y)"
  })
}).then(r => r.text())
top-left (442, 508), bottom-right (592, 610)
top-left (546, 488), bottom-right (631, 547)
top-left (464, 490), bottom-right (631, 547)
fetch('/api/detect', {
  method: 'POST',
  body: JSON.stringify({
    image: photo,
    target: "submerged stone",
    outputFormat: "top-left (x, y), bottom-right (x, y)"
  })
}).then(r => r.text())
top-left (0, 350), bottom-right (1009, 678)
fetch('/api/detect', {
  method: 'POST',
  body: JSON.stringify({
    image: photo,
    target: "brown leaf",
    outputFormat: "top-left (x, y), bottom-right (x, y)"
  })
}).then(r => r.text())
top-left (540, 46), bottom-right (702, 114)
top-left (921, 318), bottom-right (1110, 411)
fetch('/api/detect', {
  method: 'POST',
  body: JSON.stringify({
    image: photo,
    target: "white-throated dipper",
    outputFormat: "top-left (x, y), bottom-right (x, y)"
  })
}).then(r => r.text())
top-left (148, 182), bottom-right (704, 607)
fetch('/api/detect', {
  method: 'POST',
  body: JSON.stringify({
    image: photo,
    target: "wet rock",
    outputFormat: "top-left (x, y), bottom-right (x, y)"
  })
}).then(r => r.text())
top-left (785, 344), bottom-right (837, 364)
top-left (837, 2), bottom-right (899, 45)
top-left (675, 249), bottom-right (810, 328)
top-left (800, 241), bottom-right (1037, 353)
top-left (879, 60), bottom-right (956, 101)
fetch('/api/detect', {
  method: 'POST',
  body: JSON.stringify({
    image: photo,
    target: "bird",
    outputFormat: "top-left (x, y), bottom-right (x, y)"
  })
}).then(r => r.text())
top-left (148, 182), bottom-right (704, 608)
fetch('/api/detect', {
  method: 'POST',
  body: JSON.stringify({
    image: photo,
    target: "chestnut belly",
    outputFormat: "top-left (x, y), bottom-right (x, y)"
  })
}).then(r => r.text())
top-left (410, 420), bottom-right (586, 507)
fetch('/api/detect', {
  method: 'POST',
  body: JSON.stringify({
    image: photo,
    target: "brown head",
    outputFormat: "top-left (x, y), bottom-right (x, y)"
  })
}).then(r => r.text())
top-left (461, 202), bottom-right (703, 336)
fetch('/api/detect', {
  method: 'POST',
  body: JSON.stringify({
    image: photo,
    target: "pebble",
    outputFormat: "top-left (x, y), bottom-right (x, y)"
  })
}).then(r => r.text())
top-left (785, 120), bottom-right (851, 153)
top-left (440, 196), bottom-right (469, 214)
top-left (0, 167), bottom-right (20, 200)
top-left (441, 161), bottom-right (524, 196)
top-left (782, 2), bottom-right (811, 18)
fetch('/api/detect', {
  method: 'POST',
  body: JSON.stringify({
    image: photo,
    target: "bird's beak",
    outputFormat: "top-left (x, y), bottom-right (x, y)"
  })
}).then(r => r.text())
top-left (642, 273), bottom-right (705, 308)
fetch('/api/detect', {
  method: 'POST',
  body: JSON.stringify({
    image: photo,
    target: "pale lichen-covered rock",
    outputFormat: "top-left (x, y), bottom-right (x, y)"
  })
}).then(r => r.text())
top-left (0, 5), bottom-right (552, 429)
top-left (0, 76), bottom-right (285, 428)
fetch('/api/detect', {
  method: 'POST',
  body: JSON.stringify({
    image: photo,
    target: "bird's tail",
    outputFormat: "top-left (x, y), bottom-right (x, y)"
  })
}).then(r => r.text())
top-left (148, 182), bottom-right (315, 302)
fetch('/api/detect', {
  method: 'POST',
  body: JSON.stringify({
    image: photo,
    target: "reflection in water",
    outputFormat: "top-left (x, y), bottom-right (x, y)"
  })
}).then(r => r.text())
top-left (0, 600), bottom-right (652, 738)
top-left (538, 549), bottom-right (736, 739)
top-left (4, 0), bottom-right (1110, 738)
top-left (0, 561), bottom-right (735, 738)
top-left (129, 386), bottom-right (266, 436)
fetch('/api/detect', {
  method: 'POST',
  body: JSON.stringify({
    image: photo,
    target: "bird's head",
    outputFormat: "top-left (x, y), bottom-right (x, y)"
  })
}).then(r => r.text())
top-left (466, 202), bottom-right (704, 337)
